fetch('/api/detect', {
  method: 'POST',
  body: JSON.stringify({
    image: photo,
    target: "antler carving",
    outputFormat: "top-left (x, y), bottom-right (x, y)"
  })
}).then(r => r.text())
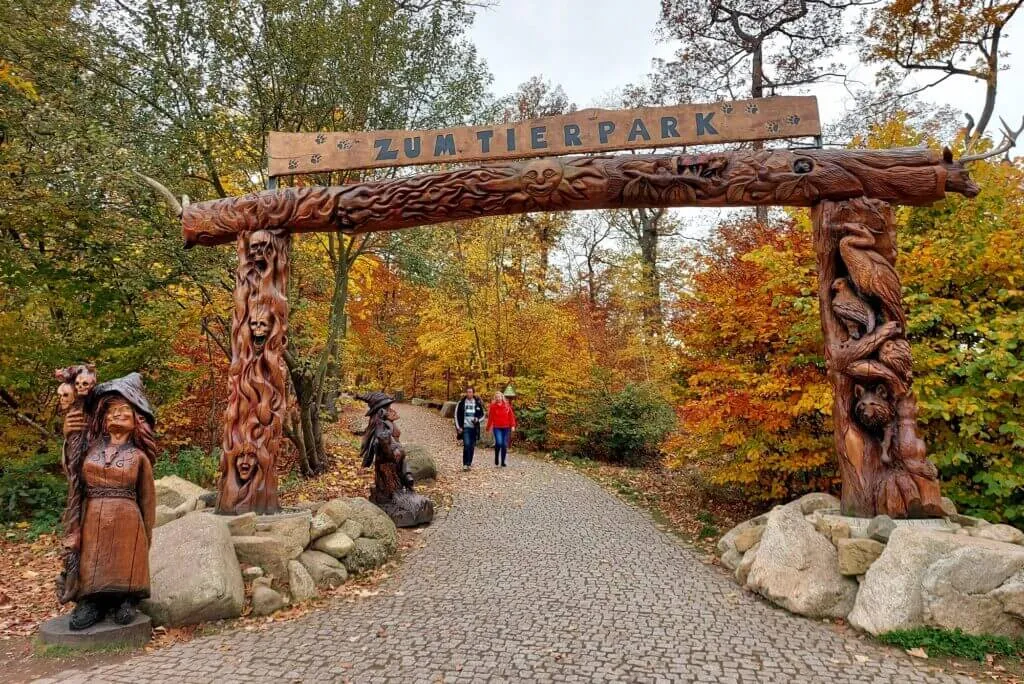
top-left (961, 116), bottom-right (1024, 163)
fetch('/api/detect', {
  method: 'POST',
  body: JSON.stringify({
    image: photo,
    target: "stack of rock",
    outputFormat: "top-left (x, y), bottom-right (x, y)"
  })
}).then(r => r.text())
top-left (143, 477), bottom-right (400, 626)
top-left (718, 492), bottom-right (1024, 637)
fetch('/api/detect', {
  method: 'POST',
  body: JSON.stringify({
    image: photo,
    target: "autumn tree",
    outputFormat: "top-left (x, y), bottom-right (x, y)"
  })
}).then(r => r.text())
top-left (860, 0), bottom-right (1023, 142)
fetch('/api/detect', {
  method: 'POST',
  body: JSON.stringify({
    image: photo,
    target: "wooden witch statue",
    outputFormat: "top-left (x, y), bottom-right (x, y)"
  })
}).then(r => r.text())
top-left (357, 392), bottom-right (433, 527)
top-left (57, 371), bottom-right (157, 630)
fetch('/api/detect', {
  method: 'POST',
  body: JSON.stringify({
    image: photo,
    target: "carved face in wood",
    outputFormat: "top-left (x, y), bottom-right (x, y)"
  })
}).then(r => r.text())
top-left (235, 446), bottom-right (258, 483)
top-left (57, 383), bottom-right (75, 412)
top-left (520, 159), bottom-right (564, 198)
top-left (74, 370), bottom-right (97, 398)
top-left (247, 230), bottom-right (274, 272)
top-left (249, 309), bottom-right (271, 350)
top-left (104, 398), bottom-right (136, 437)
top-left (853, 384), bottom-right (895, 432)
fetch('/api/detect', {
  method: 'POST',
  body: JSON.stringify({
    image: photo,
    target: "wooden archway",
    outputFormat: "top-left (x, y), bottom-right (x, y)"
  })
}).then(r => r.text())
top-left (176, 99), bottom-right (981, 519)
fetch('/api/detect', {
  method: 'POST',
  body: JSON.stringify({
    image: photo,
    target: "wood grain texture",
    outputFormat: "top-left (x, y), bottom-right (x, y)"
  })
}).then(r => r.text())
top-left (267, 97), bottom-right (821, 175)
top-left (814, 199), bottom-right (944, 518)
top-left (185, 148), bottom-right (979, 247)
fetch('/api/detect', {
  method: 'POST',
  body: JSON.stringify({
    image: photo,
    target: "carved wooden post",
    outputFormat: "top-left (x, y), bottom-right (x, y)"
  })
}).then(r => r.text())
top-left (813, 198), bottom-right (944, 518)
top-left (216, 229), bottom-right (289, 515)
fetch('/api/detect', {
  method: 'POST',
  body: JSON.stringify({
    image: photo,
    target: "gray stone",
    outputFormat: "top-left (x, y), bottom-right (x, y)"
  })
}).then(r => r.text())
top-left (867, 515), bottom-right (896, 542)
top-left (940, 497), bottom-right (958, 517)
top-left (921, 544), bottom-right (1024, 637)
top-left (38, 614), bottom-right (151, 649)
top-left (232, 535), bottom-right (295, 583)
top-left (343, 497), bottom-right (398, 553)
top-left (830, 521), bottom-right (852, 545)
top-left (290, 500), bottom-right (326, 513)
top-left (798, 492), bottom-right (841, 515)
top-left (172, 496), bottom-right (200, 517)
top-left (720, 548), bottom-right (742, 572)
top-left (733, 525), bottom-right (763, 553)
top-left (735, 542), bottom-right (759, 585)
top-left (404, 445), bottom-right (437, 482)
top-left (744, 503), bottom-right (857, 619)
top-left (837, 538), bottom-right (885, 576)
top-left (343, 537), bottom-right (390, 575)
top-left (318, 498), bottom-right (357, 527)
top-left (154, 475), bottom-right (210, 508)
top-left (717, 516), bottom-right (767, 558)
top-left (309, 512), bottom-right (338, 541)
top-left (971, 523), bottom-right (1024, 545)
top-left (339, 519), bottom-right (364, 540)
top-left (255, 510), bottom-right (312, 558)
top-left (288, 560), bottom-right (318, 603)
top-left (251, 585), bottom-right (285, 616)
top-left (242, 566), bottom-right (264, 581)
top-left (252, 576), bottom-right (273, 590)
top-left (440, 401), bottom-right (457, 418)
top-left (376, 490), bottom-right (434, 528)
top-left (142, 514), bottom-right (244, 627)
top-left (223, 511), bottom-right (257, 536)
top-left (950, 512), bottom-right (989, 528)
top-left (155, 504), bottom-right (180, 528)
top-left (849, 527), bottom-right (1024, 636)
top-left (299, 550), bottom-right (349, 588)
top-left (312, 531), bottom-right (355, 559)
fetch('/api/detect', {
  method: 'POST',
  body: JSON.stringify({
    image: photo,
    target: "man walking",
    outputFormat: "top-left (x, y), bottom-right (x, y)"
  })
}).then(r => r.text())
top-left (454, 386), bottom-right (484, 470)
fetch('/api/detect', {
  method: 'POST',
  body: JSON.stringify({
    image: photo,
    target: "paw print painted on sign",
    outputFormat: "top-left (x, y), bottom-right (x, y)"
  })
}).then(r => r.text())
top-left (745, 102), bottom-right (759, 114)
top-left (336, 139), bottom-right (354, 150)
top-left (786, 114), bottom-right (801, 126)
top-left (765, 121), bottom-right (780, 134)
top-left (315, 133), bottom-right (326, 144)
top-left (310, 153), bottom-right (322, 165)
top-left (288, 159), bottom-right (298, 170)
top-left (721, 102), bottom-right (734, 114)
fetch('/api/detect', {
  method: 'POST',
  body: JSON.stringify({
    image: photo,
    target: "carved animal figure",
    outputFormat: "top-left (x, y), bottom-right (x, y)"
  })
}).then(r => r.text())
top-left (879, 338), bottom-right (913, 383)
top-left (853, 384), bottom-right (897, 465)
top-left (830, 277), bottom-right (875, 340)
top-left (838, 222), bottom-right (906, 328)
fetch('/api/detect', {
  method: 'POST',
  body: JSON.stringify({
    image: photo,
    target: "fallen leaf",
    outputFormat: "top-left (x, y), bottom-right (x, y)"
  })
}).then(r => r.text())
top-left (906, 648), bottom-right (928, 659)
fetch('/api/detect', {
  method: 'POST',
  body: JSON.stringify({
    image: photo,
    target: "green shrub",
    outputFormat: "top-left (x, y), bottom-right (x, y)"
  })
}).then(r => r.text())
top-left (154, 447), bottom-right (218, 488)
top-left (878, 627), bottom-right (1024, 662)
top-left (0, 450), bottom-right (66, 535)
top-left (515, 404), bottom-right (549, 449)
top-left (569, 383), bottom-right (676, 466)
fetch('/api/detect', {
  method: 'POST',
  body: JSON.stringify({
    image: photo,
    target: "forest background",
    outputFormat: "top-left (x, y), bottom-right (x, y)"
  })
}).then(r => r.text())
top-left (1, 0), bottom-right (1022, 534)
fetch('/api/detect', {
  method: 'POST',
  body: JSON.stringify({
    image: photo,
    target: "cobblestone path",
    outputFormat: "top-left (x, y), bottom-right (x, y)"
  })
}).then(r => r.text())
top-left (42, 405), bottom-right (970, 683)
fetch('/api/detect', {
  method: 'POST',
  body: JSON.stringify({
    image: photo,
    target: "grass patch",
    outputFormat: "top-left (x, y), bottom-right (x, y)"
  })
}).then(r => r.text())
top-left (34, 640), bottom-right (138, 658)
top-left (878, 627), bottom-right (1024, 662)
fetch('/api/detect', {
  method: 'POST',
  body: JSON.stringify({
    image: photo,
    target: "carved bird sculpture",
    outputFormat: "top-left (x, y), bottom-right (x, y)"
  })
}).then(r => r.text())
top-left (830, 277), bottom-right (875, 340)
top-left (838, 222), bottom-right (906, 329)
top-left (879, 338), bottom-right (913, 383)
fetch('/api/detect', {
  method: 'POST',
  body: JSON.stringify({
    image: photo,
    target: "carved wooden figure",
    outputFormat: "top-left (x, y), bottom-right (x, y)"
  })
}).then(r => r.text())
top-left (216, 229), bottom-right (289, 515)
top-left (357, 392), bottom-right (434, 527)
top-left (57, 372), bottom-right (157, 631)
top-left (814, 199), bottom-right (943, 518)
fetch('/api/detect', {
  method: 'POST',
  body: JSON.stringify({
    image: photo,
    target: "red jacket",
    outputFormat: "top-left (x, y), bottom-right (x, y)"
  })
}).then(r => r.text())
top-left (485, 400), bottom-right (516, 430)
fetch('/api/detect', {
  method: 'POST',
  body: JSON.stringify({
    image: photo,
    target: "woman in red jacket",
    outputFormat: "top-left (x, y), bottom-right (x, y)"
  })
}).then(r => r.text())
top-left (485, 392), bottom-right (516, 467)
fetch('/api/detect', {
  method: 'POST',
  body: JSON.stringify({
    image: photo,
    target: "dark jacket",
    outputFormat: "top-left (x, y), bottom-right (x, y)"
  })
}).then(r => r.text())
top-left (454, 396), bottom-right (484, 431)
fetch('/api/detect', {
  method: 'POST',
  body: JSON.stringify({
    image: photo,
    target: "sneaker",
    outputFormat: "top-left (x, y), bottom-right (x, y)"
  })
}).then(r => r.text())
top-left (501, 462), bottom-right (507, 467)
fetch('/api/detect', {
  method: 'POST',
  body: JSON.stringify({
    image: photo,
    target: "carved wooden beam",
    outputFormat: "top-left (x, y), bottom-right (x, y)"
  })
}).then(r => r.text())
top-left (182, 148), bottom-right (979, 247)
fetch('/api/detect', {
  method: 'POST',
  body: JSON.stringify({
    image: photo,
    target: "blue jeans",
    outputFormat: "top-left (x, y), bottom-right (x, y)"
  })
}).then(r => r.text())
top-left (493, 427), bottom-right (510, 465)
top-left (461, 426), bottom-right (478, 466)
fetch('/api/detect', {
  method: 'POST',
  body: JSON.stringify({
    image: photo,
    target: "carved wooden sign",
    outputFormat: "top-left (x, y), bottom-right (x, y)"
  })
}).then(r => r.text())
top-left (266, 96), bottom-right (821, 176)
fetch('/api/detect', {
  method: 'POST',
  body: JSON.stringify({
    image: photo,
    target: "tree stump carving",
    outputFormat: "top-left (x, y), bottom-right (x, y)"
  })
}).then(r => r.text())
top-left (814, 198), bottom-right (943, 518)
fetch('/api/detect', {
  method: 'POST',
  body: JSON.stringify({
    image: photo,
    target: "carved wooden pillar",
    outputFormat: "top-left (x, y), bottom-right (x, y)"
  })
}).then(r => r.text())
top-left (215, 229), bottom-right (289, 515)
top-left (813, 198), bottom-right (944, 519)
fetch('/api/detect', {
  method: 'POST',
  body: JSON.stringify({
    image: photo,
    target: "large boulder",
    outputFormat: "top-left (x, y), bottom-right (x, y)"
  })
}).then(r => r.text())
top-left (251, 578), bottom-right (285, 616)
top-left (309, 512), bottom-right (338, 542)
top-left (142, 514), bottom-right (244, 627)
top-left (797, 492), bottom-right (840, 515)
top-left (404, 445), bottom-right (437, 483)
top-left (318, 499), bottom-right (357, 527)
top-left (339, 519), bottom-right (364, 540)
top-left (717, 515), bottom-right (767, 558)
top-left (232, 535), bottom-right (296, 584)
top-left (312, 532), bottom-right (355, 559)
top-left (744, 503), bottom-right (857, 619)
top-left (255, 511), bottom-right (312, 558)
top-left (849, 527), bottom-right (1024, 636)
top-left (299, 550), bottom-right (348, 588)
top-left (343, 498), bottom-right (399, 553)
top-left (972, 524), bottom-right (1024, 545)
top-left (154, 476), bottom-right (210, 508)
top-left (837, 538), bottom-right (885, 576)
top-left (343, 537), bottom-right (390, 575)
top-left (440, 401), bottom-right (457, 419)
top-left (288, 561), bottom-right (318, 603)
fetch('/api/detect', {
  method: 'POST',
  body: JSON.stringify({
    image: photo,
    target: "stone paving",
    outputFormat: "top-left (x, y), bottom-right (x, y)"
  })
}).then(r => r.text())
top-left (39, 405), bottom-right (972, 683)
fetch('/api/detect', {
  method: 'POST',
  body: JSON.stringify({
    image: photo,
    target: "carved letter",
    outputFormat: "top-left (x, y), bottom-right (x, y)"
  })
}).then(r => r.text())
top-left (373, 138), bottom-right (399, 161)
top-left (695, 112), bottom-right (718, 136)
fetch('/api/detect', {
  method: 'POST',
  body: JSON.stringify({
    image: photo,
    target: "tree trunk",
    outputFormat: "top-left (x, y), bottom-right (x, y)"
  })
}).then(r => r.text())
top-left (634, 207), bottom-right (663, 329)
top-left (751, 41), bottom-right (769, 224)
top-left (813, 198), bottom-right (944, 518)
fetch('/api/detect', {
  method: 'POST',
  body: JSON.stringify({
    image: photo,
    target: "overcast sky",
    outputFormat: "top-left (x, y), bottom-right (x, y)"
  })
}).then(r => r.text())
top-left (470, 0), bottom-right (1024, 139)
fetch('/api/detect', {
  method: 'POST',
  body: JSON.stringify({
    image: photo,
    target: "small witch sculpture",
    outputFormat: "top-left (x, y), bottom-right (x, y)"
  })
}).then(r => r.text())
top-left (357, 392), bottom-right (433, 527)
top-left (57, 372), bottom-right (157, 630)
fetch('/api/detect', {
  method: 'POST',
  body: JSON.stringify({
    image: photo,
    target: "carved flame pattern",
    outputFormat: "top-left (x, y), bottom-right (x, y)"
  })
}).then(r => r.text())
top-left (182, 149), bottom-right (979, 247)
top-left (215, 230), bottom-right (289, 514)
